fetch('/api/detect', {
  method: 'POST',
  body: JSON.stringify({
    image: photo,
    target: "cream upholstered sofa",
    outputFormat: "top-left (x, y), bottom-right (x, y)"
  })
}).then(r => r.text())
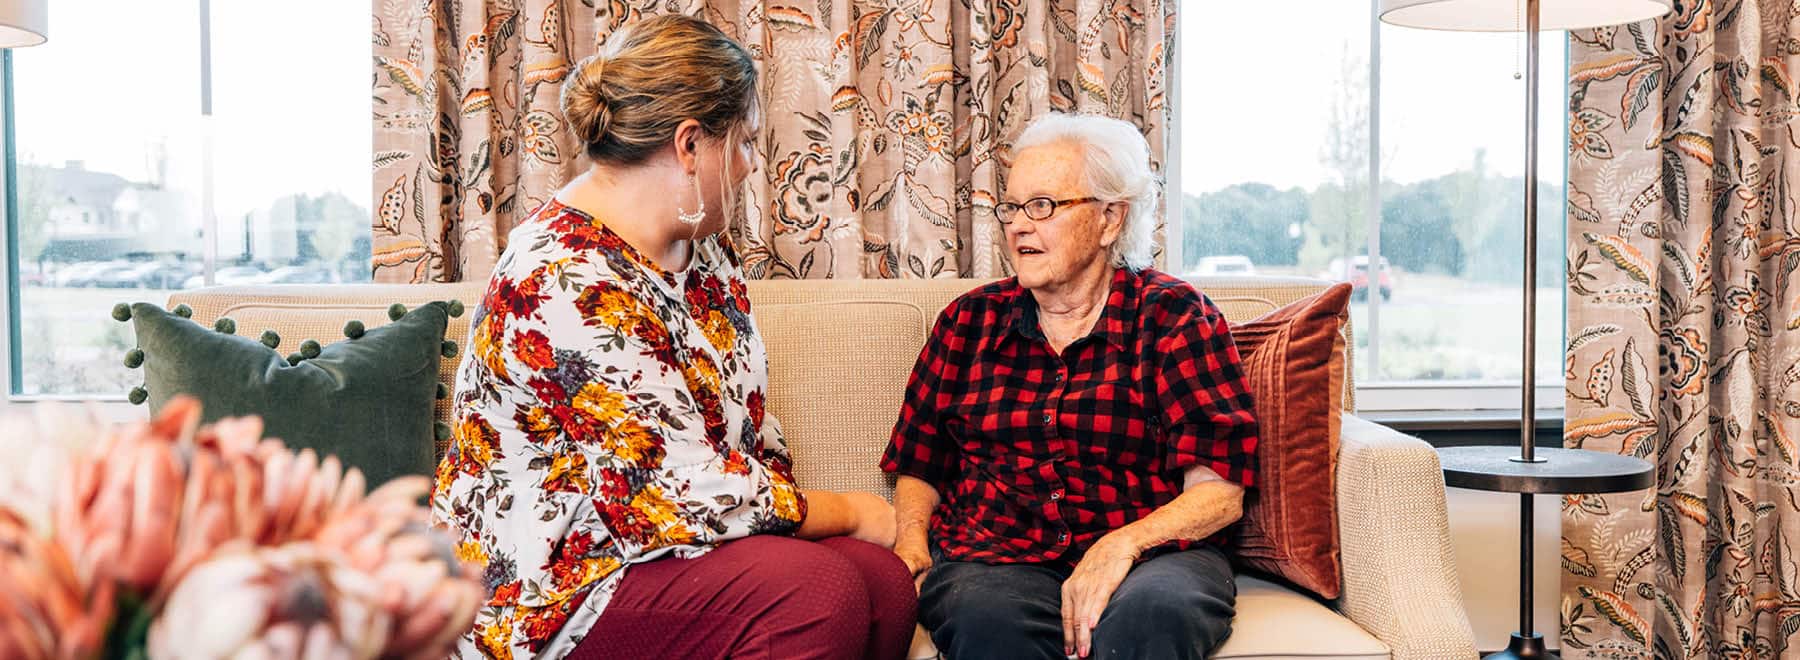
top-left (168, 276), bottom-right (1476, 660)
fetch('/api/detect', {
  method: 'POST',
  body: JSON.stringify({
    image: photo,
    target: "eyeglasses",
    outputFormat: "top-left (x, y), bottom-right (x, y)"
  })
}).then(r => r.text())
top-left (994, 196), bottom-right (1102, 224)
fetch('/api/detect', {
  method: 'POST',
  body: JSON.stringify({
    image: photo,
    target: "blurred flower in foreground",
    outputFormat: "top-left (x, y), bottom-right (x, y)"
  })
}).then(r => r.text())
top-left (0, 396), bottom-right (481, 659)
top-left (0, 402), bottom-right (106, 536)
top-left (148, 542), bottom-right (390, 659)
top-left (0, 507), bottom-right (112, 660)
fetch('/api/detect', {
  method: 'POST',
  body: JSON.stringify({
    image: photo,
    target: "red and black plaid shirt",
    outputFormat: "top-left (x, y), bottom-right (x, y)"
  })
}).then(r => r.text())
top-left (881, 268), bottom-right (1259, 567)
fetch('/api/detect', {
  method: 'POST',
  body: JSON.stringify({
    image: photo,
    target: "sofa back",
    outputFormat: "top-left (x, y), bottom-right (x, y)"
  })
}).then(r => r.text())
top-left (168, 276), bottom-right (1347, 497)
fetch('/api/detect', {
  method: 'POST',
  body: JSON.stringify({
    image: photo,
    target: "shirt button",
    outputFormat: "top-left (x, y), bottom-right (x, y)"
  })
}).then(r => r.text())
top-left (1054, 372), bottom-right (1065, 383)
top-left (1050, 490), bottom-right (1063, 501)
top-left (1058, 531), bottom-right (1069, 542)
top-left (1042, 412), bottom-right (1053, 425)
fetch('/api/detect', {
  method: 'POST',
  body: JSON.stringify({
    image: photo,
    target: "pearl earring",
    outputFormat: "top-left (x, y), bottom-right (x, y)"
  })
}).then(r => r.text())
top-left (676, 172), bottom-right (705, 225)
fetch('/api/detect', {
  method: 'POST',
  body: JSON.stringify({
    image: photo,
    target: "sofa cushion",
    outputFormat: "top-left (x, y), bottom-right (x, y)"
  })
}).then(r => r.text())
top-left (1214, 576), bottom-right (1388, 660)
top-left (754, 299), bottom-right (934, 498)
top-left (167, 283), bottom-right (485, 459)
top-left (1190, 275), bottom-right (1355, 411)
top-left (1226, 284), bottom-right (1352, 600)
top-left (122, 300), bottom-right (452, 485)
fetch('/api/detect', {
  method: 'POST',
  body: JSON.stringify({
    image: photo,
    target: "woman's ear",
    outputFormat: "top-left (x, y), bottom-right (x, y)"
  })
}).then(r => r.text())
top-left (672, 119), bottom-right (705, 173)
top-left (1099, 201), bottom-right (1129, 246)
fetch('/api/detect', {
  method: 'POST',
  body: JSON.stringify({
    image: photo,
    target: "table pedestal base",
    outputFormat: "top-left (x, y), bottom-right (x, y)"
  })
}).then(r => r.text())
top-left (1437, 446), bottom-right (1651, 660)
top-left (1483, 633), bottom-right (1552, 660)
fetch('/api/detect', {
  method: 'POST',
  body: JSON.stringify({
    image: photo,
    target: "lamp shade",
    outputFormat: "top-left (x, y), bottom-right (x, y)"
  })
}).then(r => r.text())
top-left (1380, 0), bottom-right (1671, 31)
top-left (0, 0), bottom-right (45, 48)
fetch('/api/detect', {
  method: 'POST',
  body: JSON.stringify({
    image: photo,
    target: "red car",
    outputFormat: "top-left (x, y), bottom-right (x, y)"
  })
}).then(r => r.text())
top-left (1318, 256), bottom-right (1393, 301)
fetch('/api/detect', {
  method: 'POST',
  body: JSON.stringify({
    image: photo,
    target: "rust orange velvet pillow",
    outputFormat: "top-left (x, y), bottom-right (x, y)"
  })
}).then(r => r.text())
top-left (1225, 283), bottom-right (1351, 600)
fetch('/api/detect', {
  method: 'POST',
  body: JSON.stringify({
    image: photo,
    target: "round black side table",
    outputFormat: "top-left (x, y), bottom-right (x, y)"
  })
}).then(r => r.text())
top-left (1437, 446), bottom-right (1654, 660)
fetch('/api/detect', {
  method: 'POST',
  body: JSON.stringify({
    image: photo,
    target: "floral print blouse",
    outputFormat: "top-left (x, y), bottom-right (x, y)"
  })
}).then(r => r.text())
top-left (432, 200), bottom-right (808, 660)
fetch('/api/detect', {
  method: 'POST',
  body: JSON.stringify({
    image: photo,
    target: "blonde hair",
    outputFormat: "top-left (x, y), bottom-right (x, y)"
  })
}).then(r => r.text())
top-left (561, 15), bottom-right (758, 166)
top-left (1014, 113), bottom-right (1160, 272)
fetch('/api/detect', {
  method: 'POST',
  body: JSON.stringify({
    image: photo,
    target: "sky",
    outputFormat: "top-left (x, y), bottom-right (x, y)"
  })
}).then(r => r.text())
top-left (1178, 0), bottom-right (1570, 196)
top-left (8, 1), bottom-right (1567, 231)
top-left (11, 0), bottom-right (370, 232)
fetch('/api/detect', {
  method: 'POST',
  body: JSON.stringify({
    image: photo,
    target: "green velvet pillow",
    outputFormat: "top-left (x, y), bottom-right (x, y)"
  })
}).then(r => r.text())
top-left (117, 301), bottom-right (456, 486)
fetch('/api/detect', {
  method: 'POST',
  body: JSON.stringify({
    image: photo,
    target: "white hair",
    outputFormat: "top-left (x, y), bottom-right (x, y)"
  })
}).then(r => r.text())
top-left (1012, 112), bottom-right (1160, 271)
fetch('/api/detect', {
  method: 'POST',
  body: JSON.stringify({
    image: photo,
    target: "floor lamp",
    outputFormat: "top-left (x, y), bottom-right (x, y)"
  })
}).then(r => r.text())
top-left (0, 0), bottom-right (45, 48)
top-left (1377, 1), bottom-right (1669, 659)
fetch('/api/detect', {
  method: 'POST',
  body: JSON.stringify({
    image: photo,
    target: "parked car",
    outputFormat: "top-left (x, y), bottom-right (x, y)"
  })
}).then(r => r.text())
top-left (182, 266), bottom-right (267, 290)
top-left (16, 264), bottom-right (47, 287)
top-left (53, 261), bottom-right (125, 288)
top-left (1187, 255), bottom-right (1257, 277)
top-left (140, 262), bottom-right (204, 289)
top-left (1318, 256), bottom-right (1393, 301)
top-left (91, 263), bottom-right (167, 289)
top-left (67, 262), bottom-right (144, 288)
top-left (258, 266), bottom-right (340, 285)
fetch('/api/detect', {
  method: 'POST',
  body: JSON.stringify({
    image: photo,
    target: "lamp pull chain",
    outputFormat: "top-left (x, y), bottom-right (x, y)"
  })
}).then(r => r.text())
top-left (1514, 0), bottom-right (1524, 79)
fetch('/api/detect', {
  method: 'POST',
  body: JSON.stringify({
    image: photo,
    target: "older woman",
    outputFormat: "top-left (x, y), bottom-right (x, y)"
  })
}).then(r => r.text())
top-left (882, 113), bottom-right (1260, 660)
top-left (433, 15), bottom-right (915, 660)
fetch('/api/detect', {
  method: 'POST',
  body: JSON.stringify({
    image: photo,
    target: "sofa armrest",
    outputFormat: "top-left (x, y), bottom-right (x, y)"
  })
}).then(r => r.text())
top-left (1335, 414), bottom-right (1477, 660)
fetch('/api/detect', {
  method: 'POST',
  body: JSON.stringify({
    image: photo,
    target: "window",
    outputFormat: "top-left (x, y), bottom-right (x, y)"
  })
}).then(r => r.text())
top-left (1174, 2), bottom-right (1567, 410)
top-left (5, 0), bottom-right (370, 397)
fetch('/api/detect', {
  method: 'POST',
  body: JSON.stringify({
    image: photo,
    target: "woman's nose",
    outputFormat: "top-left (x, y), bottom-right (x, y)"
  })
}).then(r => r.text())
top-left (1004, 218), bottom-right (1031, 237)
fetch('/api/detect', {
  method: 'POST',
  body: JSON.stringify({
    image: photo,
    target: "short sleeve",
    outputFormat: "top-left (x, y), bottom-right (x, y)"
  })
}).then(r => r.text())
top-left (1154, 302), bottom-right (1260, 489)
top-left (880, 303), bottom-right (966, 488)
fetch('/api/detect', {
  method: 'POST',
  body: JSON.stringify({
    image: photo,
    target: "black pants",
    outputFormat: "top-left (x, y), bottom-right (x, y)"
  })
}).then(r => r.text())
top-left (918, 546), bottom-right (1236, 660)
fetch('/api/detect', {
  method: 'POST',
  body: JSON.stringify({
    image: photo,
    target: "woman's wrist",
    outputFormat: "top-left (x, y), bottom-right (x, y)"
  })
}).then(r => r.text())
top-left (795, 490), bottom-right (856, 538)
top-left (896, 519), bottom-right (930, 546)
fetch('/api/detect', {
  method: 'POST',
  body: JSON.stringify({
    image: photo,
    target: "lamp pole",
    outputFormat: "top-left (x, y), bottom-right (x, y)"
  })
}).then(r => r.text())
top-left (1379, 3), bottom-right (1666, 659)
top-left (1521, 0), bottom-right (1541, 466)
top-left (1513, 0), bottom-right (1546, 657)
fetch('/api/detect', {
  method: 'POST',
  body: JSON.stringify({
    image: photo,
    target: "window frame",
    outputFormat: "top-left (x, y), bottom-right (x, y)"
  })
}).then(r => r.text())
top-left (0, 0), bottom-right (239, 403)
top-left (2, 49), bottom-right (19, 402)
top-left (0, 49), bottom-right (124, 405)
top-left (1163, 3), bottom-right (1569, 414)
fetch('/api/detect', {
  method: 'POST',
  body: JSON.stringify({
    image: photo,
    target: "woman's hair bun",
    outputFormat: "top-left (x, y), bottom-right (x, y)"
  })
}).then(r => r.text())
top-left (562, 54), bottom-right (613, 146)
top-left (561, 16), bottom-right (757, 165)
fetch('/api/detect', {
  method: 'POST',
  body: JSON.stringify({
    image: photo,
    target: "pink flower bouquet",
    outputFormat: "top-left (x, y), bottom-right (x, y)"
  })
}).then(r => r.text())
top-left (0, 397), bottom-right (482, 659)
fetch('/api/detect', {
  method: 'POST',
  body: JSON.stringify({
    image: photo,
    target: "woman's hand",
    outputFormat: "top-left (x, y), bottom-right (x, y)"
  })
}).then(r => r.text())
top-left (891, 476), bottom-right (938, 590)
top-left (796, 491), bottom-right (895, 548)
top-left (892, 537), bottom-right (932, 590)
top-left (841, 491), bottom-right (897, 548)
top-left (1061, 534), bottom-right (1139, 658)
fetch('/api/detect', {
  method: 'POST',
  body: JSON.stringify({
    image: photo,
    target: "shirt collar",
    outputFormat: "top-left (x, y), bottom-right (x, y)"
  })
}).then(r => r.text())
top-left (1002, 268), bottom-right (1135, 351)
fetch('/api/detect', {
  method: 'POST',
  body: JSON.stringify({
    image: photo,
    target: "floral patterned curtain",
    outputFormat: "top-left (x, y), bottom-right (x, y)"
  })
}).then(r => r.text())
top-left (372, 0), bottom-right (1174, 283)
top-left (1562, 1), bottom-right (1800, 656)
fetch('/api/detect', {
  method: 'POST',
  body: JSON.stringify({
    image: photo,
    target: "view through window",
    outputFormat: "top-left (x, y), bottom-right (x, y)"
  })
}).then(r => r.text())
top-left (8, 0), bottom-right (370, 396)
top-left (1176, 1), bottom-right (1567, 401)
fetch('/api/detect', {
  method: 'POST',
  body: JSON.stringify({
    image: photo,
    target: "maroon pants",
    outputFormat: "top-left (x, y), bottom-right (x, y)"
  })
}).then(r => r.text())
top-left (569, 536), bottom-right (918, 660)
